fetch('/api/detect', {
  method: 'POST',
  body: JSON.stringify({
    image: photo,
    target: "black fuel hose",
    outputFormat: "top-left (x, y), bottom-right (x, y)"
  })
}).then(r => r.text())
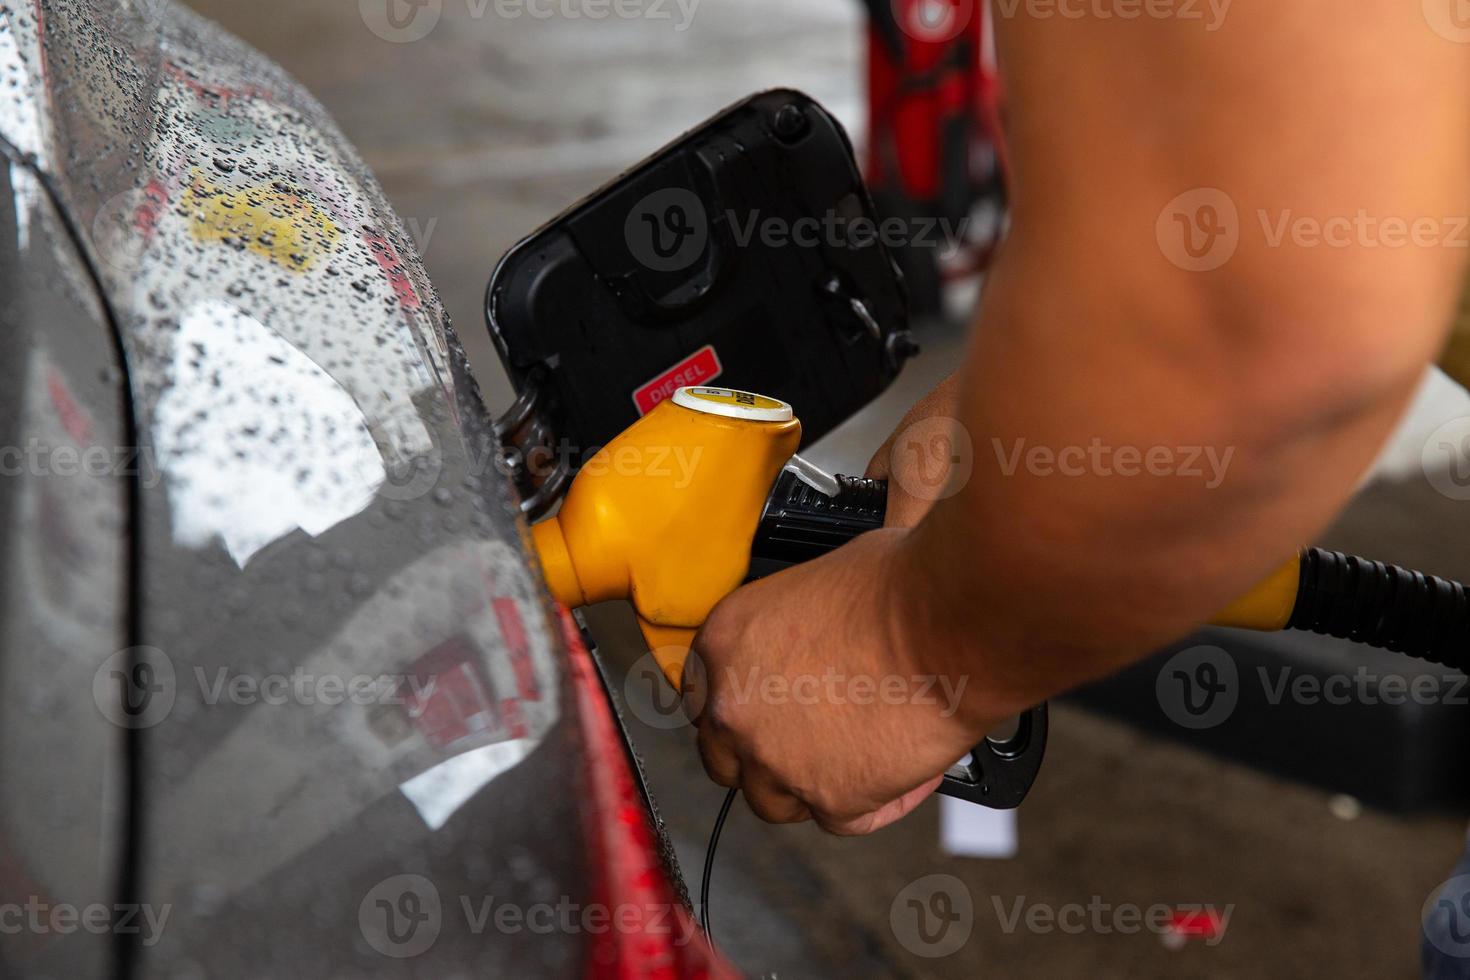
top-left (1288, 548), bottom-right (1470, 672)
top-left (752, 471), bottom-right (1470, 676)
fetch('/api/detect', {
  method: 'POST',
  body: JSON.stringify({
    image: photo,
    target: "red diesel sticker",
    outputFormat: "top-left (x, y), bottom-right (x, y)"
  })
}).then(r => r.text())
top-left (632, 345), bottom-right (723, 416)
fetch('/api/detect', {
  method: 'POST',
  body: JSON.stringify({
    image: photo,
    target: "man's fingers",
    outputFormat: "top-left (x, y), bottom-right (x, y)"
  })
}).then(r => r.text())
top-left (864, 441), bottom-right (893, 480)
top-left (696, 729), bottom-right (811, 824)
top-left (813, 774), bottom-right (945, 837)
top-left (696, 722), bottom-right (741, 788)
top-left (740, 766), bottom-right (812, 825)
top-left (697, 723), bottom-right (811, 823)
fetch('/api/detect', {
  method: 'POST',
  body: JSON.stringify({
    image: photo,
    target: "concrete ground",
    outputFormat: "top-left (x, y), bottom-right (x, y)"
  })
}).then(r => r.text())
top-left (183, 1), bottom-right (1470, 976)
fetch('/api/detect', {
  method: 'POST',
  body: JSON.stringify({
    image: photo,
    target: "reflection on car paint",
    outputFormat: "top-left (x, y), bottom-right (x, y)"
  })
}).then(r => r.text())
top-left (144, 538), bottom-right (560, 902)
top-left (2, 2), bottom-right (603, 975)
top-left (153, 300), bottom-right (385, 565)
top-left (0, 160), bottom-right (129, 979)
top-left (184, 167), bottom-right (342, 272)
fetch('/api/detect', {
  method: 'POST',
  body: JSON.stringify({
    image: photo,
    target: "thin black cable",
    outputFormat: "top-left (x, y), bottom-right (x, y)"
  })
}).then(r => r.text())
top-left (699, 787), bottom-right (739, 951)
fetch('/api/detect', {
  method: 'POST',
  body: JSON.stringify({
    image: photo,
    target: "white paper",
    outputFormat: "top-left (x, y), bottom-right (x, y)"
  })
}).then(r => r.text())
top-left (940, 795), bottom-right (1018, 858)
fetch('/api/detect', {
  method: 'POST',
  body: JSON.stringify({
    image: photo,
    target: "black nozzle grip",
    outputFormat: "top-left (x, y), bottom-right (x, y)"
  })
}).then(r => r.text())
top-left (748, 470), bottom-right (887, 576)
top-left (939, 704), bottom-right (1048, 810)
top-left (747, 469), bottom-right (1047, 810)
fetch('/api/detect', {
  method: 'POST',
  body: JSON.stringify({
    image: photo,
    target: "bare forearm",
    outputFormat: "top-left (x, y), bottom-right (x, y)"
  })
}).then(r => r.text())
top-left (894, 0), bottom-right (1470, 721)
top-left (902, 254), bottom-right (1426, 719)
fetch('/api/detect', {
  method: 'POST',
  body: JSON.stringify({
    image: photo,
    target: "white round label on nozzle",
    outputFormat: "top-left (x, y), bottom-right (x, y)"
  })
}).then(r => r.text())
top-left (671, 387), bottom-right (793, 422)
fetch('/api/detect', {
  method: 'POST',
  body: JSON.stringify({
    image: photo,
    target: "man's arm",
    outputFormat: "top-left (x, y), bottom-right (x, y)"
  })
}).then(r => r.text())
top-left (923, 0), bottom-right (1469, 709)
top-left (689, 1), bottom-right (1470, 834)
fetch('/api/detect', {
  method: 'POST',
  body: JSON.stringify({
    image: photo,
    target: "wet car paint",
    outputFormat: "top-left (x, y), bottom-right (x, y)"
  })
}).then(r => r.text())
top-left (0, 151), bottom-right (130, 980)
top-left (0, 1), bottom-right (622, 975)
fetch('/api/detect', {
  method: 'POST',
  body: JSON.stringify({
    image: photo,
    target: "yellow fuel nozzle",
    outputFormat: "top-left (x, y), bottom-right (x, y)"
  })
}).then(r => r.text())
top-left (1210, 555), bottom-right (1302, 632)
top-left (530, 387), bottom-right (802, 688)
top-left (528, 383), bottom-right (1333, 690)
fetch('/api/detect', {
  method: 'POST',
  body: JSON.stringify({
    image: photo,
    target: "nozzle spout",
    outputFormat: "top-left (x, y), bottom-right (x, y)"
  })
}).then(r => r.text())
top-left (531, 516), bottom-right (587, 608)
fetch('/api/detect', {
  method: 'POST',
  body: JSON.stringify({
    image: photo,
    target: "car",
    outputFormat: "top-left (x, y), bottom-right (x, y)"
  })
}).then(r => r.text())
top-left (0, 1), bottom-right (730, 975)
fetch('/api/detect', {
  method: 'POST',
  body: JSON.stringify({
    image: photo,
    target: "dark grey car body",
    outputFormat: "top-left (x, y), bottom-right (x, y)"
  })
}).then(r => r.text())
top-left (0, 1), bottom-right (606, 976)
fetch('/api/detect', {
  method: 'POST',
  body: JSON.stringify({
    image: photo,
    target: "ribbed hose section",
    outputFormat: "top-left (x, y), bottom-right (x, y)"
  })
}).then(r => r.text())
top-left (1286, 547), bottom-right (1470, 671)
top-left (829, 474), bottom-right (888, 515)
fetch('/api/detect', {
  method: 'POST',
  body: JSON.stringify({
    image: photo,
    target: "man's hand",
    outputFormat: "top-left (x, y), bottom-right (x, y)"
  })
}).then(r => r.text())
top-left (684, 0), bottom-right (1466, 834)
top-left (685, 529), bottom-right (1011, 836)
top-left (865, 374), bottom-right (961, 528)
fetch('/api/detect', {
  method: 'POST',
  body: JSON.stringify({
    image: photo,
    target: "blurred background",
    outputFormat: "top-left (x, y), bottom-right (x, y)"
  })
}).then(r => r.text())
top-left (179, 1), bottom-right (1470, 976)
